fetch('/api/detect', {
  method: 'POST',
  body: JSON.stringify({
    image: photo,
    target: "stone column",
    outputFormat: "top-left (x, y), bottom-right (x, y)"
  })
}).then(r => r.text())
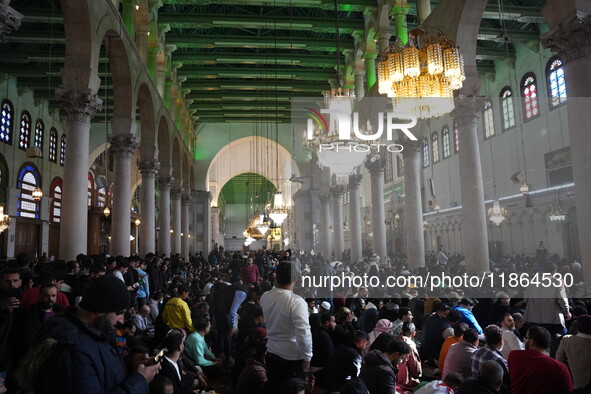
top-left (147, 46), bottom-right (159, 79)
top-left (392, 3), bottom-right (410, 44)
top-left (121, 0), bottom-right (136, 38)
top-left (135, 22), bottom-right (149, 64)
top-left (170, 187), bottom-right (183, 254)
top-left (355, 69), bottom-right (366, 102)
top-left (452, 98), bottom-right (489, 274)
top-left (400, 140), bottom-right (425, 269)
top-left (348, 174), bottom-right (363, 263)
top-left (542, 11), bottom-right (591, 288)
top-left (109, 134), bottom-right (138, 257)
top-left (365, 153), bottom-right (388, 259)
top-left (211, 206), bottom-right (220, 247)
top-left (319, 193), bottom-right (333, 258)
top-left (157, 175), bottom-right (173, 256)
top-left (330, 185), bottom-right (346, 260)
top-left (55, 89), bottom-right (102, 260)
top-left (416, 0), bottom-right (432, 24)
top-left (192, 190), bottom-right (212, 254)
top-left (138, 159), bottom-right (160, 256)
top-left (364, 52), bottom-right (378, 90)
top-left (156, 64), bottom-right (166, 98)
top-left (181, 194), bottom-right (190, 260)
top-left (0, 0), bottom-right (23, 38)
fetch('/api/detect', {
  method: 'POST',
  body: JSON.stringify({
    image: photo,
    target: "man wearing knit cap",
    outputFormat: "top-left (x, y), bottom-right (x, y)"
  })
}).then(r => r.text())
top-left (17, 275), bottom-right (161, 394)
top-left (556, 315), bottom-right (591, 389)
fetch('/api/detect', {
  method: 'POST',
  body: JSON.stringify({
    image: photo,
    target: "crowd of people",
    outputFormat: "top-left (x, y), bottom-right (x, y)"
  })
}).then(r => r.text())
top-left (0, 246), bottom-right (589, 394)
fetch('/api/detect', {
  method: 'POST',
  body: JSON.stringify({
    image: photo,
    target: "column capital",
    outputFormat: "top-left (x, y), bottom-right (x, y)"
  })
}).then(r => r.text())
top-left (451, 97), bottom-right (486, 128)
top-left (171, 187), bottom-right (184, 199)
top-left (541, 17), bottom-right (591, 64)
top-left (0, 1), bottom-right (23, 38)
top-left (55, 88), bottom-right (102, 123)
top-left (157, 175), bottom-right (174, 189)
top-left (137, 159), bottom-right (160, 175)
top-left (319, 193), bottom-right (331, 204)
top-left (398, 139), bottom-right (422, 158)
top-left (330, 185), bottom-right (346, 198)
top-left (109, 134), bottom-right (138, 158)
top-left (191, 190), bottom-right (212, 202)
top-left (181, 194), bottom-right (192, 206)
top-left (348, 173), bottom-right (363, 188)
top-left (365, 152), bottom-right (387, 174)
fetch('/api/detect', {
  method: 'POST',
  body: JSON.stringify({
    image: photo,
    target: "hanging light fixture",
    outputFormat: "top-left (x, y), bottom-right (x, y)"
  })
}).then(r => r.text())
top-left (377, 30), bottom-right (465, 119)
top-left (520, 182), bottom-right (529, 195)
top-left (0, 205), bottom-right (10, 233)
top-left (549, 195), bottom-right (566, 222)
top-left (103, 206), bottom-right (111, 217)
top-left (423, 220), bottom-right (429, 229)
top-left (488, 199), bottom-right (507, 226)
top-left (32, 187), bottom-right (43, 202)
top-left (269, 192), bottom-right (289, 226)
top-left (134, 218), bottom-right (141, 226)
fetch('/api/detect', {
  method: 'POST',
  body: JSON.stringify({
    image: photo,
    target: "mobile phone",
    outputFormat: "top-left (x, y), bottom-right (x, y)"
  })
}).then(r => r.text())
top-left (154, 348), bottom-right (166, 362)
top-left (9, 287), bottom-right (22, 300)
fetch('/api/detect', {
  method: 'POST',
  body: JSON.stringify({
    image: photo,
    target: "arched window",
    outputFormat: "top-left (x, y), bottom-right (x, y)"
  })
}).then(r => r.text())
top-left (483, 100), bottom-right (495, 139)
top-left (432, 132), bottom-right (440, 163)
top-left (16, 163), bottom-right (41, 219)
top-left (34, 119), bottom-right (44, 154)
top-left (453, 121), bottom-right (459, 153)
top-left (48, 128), bottom-right (57, 163)
top-left (88, 172), bottom-right (95, 207)
top-left (521, 72), bottom-right (540, 121)
top-left (19, 111), bottom-right (31, 150)
top-left (0, 100), bottom-right (13, 144)
top-left (0, 153), bottom-right (8, 204)
top-left (50, 177), bottom-right (63, 223)
top-left (442, 126), bottom-right (451, 159)
top-left (546, 56), bottom-right (567, 108)
top-left (500, 87), bottom-right (516, 131)
top-left (422, 137), bottom-right (430, 168)
top-left (97, 176), bottom-right (107, 208)
top-left (60, 134), bottom-right (66, 166)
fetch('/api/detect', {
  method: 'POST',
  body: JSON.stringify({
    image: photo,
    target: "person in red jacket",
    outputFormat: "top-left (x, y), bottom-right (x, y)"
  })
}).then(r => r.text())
top-left (508, 325), bottom-right (573, 394)
top-left (21, 268), bottom-right (69, 311)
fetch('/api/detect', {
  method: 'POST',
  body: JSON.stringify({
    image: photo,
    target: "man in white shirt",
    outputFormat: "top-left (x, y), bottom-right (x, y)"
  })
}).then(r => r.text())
top-left (437, 246), bottom-right (449, 266)
top-left (500, 313), bottom-right (524, 359)
top-left (260, 261), bottom-right (312, 392)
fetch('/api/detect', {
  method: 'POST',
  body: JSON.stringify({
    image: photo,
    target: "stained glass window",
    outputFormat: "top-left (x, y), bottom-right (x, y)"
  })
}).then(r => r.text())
top-left (432, 133), bottom-right (440, 163)
top-left (442, 126), bottom-right (451, 159)
top-left (483, 100), bottom-right (495, 139)
top-left (423, 137), bottom-right (430, 168)
top-left (521, 72), bottom-right (540, 121)
top-left (49, 128), bottom-right (57, 162)
top-left (0, 100), bottom-right (13, 144)
top-left (17, 164), bottom-right (41, 219)
top-left (88, 172), bottom-right (94, 207)
top-left (453, 122), bottom-right (459, 153)
top-left (97, 176), bottom-right (107, 208)
top-left (19, 111), bottom-right (31, 150)
top-left (50, 177), bottom-right (62, 223)
top-left (500, 87), bottom-right (516, 131)
top-left (547, 57), bottom-right (567, 108)
top-left (34, 119), bottom-right (44, 155)
top-left (60, 134), bottom-right (66, 166)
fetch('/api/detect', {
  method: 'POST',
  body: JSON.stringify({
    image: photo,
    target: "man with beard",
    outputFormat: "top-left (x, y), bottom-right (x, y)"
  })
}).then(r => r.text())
top-left (22, 284), bottom-right (64, 350)
top-left (16, 275), bottom-right (161, 394)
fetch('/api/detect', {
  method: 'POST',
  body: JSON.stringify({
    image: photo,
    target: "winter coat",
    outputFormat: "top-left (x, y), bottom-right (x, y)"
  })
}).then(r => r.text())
top-left (359, 349), bottom-right (397, 394)
top-left (21, 310), bottom-right (148, 394)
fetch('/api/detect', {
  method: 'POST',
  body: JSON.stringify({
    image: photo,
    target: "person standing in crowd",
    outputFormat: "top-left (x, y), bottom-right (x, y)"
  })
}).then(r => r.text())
top-left (437, 246), bottom-right (449, 266)
top-left (508, 326), bottom-right (573, 394)
top-left (260, 261), bottom-right (312, 392)
top-left (16, 275), bottom-right (160, 393)
top-left (556, 315), bottom-right (591, 389)
top-left (22, 284), bottom-right (64, 350)
top-left (136, 259), bottom-right (150, 309)
top-left (0, 267), bottom-right (22, 385)
top-left (241, 256), bottom-right (260, 285)
top-left (311, 312), bottom-right (336, 388)
top-left (162, 284), bottom-right (195, 333)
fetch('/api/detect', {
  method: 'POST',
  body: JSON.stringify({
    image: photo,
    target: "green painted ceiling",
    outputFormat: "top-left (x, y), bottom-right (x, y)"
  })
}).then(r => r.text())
top-left (218, 172), bottom-right (277, 206)
top-left (1, 0), bottom-right (546, 123)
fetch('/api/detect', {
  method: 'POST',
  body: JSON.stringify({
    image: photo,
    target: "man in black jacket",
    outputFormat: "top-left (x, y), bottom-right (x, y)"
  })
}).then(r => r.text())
top-left (360, 339), bottom-right (410, 394)
top-left (17, 275), bottom-right (160, 394)
top-left (22, 284), bottom-right (64, 351)
top-left (325, 330), bottom-right (368, 393)
top-left (157, 330), bottom-right (194, 394)
top-left (311, 312), bottom-right (336, 388)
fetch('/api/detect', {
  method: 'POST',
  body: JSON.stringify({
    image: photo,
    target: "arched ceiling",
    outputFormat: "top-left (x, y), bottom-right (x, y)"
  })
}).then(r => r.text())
top-left (218, 172), bottom-right (277, 206)
top-left (2, 0), bottom-right (546, 123)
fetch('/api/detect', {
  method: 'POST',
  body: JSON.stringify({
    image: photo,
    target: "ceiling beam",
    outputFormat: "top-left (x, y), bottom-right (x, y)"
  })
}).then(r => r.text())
top-left (171, 51), bottom-right (343, 67)
top-left (177, 67), bottom-right (334, 80)
top-left (166, 34), bottom-right (353, 51)
top-left (160, 0), bottom-right (374, 12)
top-left (158, 13), bottom-right (363, 34)
top-left (181, 80), bottom-right (326, 91)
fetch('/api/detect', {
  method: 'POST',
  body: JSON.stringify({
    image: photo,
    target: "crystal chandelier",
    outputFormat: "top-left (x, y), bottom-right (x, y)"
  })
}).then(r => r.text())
top-left (269, 192), bottom-right (289, 226)
top-left (377, 30), bottom-right (465, 119)
top-left (0, 205), bottom-right (10, 233)
top-left (520, 182), bottom-right (529, 195)
top-left (32, 187), bottom-right (43, 202)
top-left (549, 196), bottom-right (566, 222)
top-left (323, 87), bottom-right (355, 108)
top-left (256, 219), bottom-right (270, 235)
top-left (488, 199), bottom-right (507, 226)
top-left (103, 206), bottom-right (111, 217)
